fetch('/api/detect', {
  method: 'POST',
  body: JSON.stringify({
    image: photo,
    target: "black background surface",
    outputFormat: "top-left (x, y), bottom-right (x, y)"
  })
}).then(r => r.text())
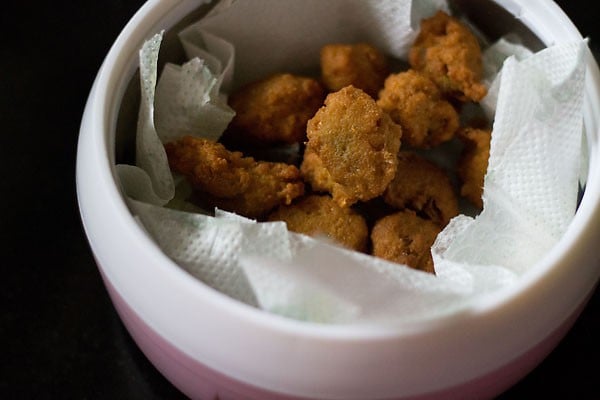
top-left (1, 1), bottom-right (598, 398)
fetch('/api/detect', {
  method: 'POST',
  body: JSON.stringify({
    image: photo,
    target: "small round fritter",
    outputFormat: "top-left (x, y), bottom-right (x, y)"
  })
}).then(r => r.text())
top-left (383, 152), bottom-right (458, 227)
top-left (320, 43), bottom-right (389, 98)
top-left (456, 127), bottom-right (491, 209)
top-left (370, 210), bottom-right (440, 273)
top-left (300, 86), bottom-right (402, 208)
top-left (409, 10), bottom-right (487, 102)
top-left (227, 73), bottom-right (326, 145)
top-left (164, 135), bottom-right (304, 218)
top-left (268, 195), bottom-right (368, 252)
top-left (377, 69), bottom-right (459, 148)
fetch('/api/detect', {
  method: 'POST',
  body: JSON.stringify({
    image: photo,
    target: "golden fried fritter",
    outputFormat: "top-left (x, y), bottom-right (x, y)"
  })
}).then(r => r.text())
top-left (267, 195), bottom-right (368, 252)
top-left (227, 73), bottom-right (326, 145)
top-left (383, 151), bottom-right (458, 227)
top-left (456, 127), bottom-right (491, 209)
top-left (164, 136), bottom-right (304, 218)
top-left (320, 43), bottom-right (389, 98)
top-left (409, 10), bottom-right (487, 102)
top-left (370, 210), bottom-right (440, 273)
top-left (300, 86), bottom-right (402, 207)
top-left (377, 69), bottom-right (459, 148)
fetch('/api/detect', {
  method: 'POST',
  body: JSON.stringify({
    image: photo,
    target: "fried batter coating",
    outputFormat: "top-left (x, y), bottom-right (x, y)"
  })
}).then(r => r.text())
top-left (164, 136), bottom-right (304, 218)
top-left (409, 11), bottom-right (487, 102)
top-left (268, 195), bottom-right (368, 252)
top-left (320, 43), bottom-right (389, 98)
top-left (377, 70), bottom-right (459, 148)
top-left (456, 127), bottom-right (491, 209)
top-left (227, 73), bottom-right (326, 145)
top-left (370, 210), bottom-right (440, 273)
top-left (383, 152), bottom-right (458, 227)
top-left (300, 86), bottom-right (402, 207)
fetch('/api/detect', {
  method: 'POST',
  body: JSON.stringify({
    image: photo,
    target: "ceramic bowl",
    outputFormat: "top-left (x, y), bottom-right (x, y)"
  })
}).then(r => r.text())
top-left (77, 1), bottom-right (600, 398)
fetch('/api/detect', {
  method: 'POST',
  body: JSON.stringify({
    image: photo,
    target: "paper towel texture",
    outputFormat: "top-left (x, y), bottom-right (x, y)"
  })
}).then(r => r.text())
top-left (433, 41), bottom-right (586, 276)
top-left (117, 32), bottom-right (175, 206)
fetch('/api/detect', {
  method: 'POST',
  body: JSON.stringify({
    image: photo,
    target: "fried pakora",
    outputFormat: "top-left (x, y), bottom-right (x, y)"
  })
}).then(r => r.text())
top-left (456, 127), bottom-right (491, 209)
top-left (267, 194), bottom-right (369, 252)
top-left (377, 69), bottom-right (459, 148)
top-left (370, 210), bottom-right (440, 273)
top-left (320, 43), bottom-right (389, 98)
top-left (383, 151), bottom-right (458, 227)
top-left (227, 73), bottom-right (326, 145)
top-left (409, 10), bottom-right (487, 102)
top-left (300, 85), bottom-right (402, 207)
top-left (164, 135), bottom-right (304, 218)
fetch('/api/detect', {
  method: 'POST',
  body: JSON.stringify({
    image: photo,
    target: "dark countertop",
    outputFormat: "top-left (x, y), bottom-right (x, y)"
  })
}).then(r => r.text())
top-left (1, 1), bottom-right (597, 398)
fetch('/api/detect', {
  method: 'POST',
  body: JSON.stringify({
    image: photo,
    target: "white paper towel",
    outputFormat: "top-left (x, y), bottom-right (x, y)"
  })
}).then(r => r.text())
top-left (433, 41), bottom-right (586, 276)
top-left (117, 32), bottom-right (175, 206)
top-left (154, 58), bottom-right (235, 143)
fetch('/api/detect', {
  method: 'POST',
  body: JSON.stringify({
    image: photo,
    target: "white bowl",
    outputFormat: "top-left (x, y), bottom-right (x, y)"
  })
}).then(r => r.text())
top-left (77, 1), bottom-right (600, 398)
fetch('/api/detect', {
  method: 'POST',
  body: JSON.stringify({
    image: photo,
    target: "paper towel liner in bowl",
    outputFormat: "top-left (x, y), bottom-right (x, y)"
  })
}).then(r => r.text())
top-left (76, 0), bottom-right (600, 398)
top-left (115, 0), bottom-right (592, 324)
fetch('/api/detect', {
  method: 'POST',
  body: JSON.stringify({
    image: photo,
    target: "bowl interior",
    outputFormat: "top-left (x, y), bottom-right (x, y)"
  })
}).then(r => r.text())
top-left (108, 0), bottom-right (600, 328)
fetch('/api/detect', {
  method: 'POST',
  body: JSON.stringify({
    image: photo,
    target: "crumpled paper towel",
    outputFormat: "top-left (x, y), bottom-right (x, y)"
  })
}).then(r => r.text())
top-left (116, 32), bottom-right (175, 206)
top-left (433, 40), bottom-right (586, 276)
top-left (116, 0), bottom-right (587, 324)
top-left (480, 37), bottom-right (533, 119)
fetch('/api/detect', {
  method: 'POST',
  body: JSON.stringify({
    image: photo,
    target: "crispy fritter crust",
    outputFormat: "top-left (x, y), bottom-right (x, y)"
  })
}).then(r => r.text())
top-left (383, 152), bottom-right (458, 227)
top-left (320, 43), bottom-right (389, 98)
top-left (164, 136), bottom-right (304, 218)
top-left (377, 69), bottom-right (459, 148)
top-left (300, 86), bottom-right (402, 207)
top-left (456, 127), bottom-right (491, 209)
top-left (409, 10), bottom-right (487, 102)
top-left (227, 73), bottom-right (326, 145)
top-left (370, 210), bottom-right (440, 273)
top-left (267, 195), bottom-right (369, 252)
